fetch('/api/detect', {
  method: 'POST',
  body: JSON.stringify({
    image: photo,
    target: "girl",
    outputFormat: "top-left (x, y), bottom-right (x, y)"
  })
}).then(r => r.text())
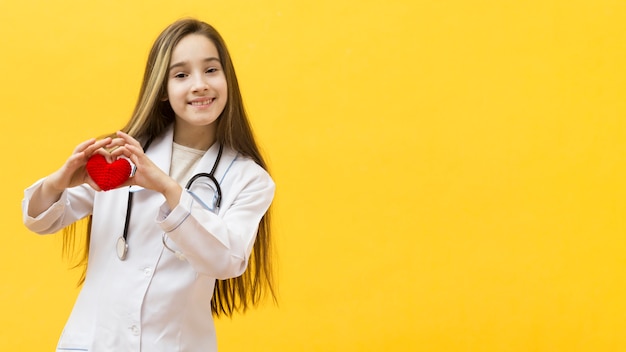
top-left (22, 18), bottom-right (275, 351)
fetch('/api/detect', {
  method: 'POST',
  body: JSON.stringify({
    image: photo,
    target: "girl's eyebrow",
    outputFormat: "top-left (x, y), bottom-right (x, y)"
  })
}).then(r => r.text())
top-left (169, 57), bottom-right (220, 71)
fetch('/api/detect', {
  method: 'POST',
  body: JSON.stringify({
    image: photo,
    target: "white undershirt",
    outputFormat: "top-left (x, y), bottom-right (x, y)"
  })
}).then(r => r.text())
top-left (170, 142), bottom-right (206, 187)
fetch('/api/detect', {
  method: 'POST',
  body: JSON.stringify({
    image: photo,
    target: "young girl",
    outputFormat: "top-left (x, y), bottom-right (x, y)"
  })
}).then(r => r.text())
top-left (22, 18), bottom-right (275, 351)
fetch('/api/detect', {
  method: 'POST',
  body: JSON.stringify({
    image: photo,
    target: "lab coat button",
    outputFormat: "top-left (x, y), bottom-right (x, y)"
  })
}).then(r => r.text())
top-left (130, 325), bottom-right (140, 336)
top-left (143, 267), bottom-right (152, 276)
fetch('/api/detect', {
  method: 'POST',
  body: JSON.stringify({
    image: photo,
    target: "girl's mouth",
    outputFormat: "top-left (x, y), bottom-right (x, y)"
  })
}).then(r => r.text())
top-left (190, 98), bottom-right (214, 106)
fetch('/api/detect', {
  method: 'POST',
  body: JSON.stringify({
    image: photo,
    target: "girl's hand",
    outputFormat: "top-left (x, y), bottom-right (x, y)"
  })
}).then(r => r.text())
top-left (28, 137), bottom-right (112, 217)
top-left (108, 131), bottom-right (182, 208)
top-left (47, 137), bottom-right (113, 192)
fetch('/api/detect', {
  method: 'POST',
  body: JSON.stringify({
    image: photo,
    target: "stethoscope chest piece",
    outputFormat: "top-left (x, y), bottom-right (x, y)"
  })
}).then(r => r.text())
top-left (116, 236), bottom-right (129, 260)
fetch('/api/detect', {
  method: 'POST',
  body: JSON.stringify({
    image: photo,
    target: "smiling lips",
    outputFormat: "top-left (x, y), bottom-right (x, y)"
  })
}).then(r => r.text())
top-left (190, 98), bottom-right (214, 106)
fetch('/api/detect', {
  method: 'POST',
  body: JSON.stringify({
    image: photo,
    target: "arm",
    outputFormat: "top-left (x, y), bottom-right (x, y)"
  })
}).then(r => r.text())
top-left (108, 131), bottom-right (275, 278)
top-left (22, 180), bottom-right (96, 234)
top-left (22, 137), bottom-right (111, 233)
top-left (158, 166), bottom-right (275, 279)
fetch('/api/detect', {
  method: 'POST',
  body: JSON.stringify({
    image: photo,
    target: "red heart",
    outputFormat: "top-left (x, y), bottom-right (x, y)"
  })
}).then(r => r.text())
top-left (86, 154), bottom-right (132, 191)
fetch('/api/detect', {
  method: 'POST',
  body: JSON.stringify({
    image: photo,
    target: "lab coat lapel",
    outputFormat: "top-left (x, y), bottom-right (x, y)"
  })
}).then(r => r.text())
top-left (145, 125), bottom-right (174, 176)
top-left (129, 125), bottom-right (174, 192)
top-left (193, 142), bottom-right (222, 177)
top-left (136, 124), bottom-right (226, 185)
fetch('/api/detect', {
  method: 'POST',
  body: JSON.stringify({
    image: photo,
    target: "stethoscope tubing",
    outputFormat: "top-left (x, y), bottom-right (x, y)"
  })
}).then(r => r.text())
top-left (184, 143), bottom-right (223, 207)
top-left (119, 141), bottom-right (224, 260)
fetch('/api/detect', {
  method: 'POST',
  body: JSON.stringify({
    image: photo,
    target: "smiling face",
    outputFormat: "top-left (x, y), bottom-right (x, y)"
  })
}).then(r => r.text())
top-left (166, 33), bottom-right (227, 149)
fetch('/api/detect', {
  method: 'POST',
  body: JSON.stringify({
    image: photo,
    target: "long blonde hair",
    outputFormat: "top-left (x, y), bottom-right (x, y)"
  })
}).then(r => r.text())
top-left (63, 18), bottom-right (276, 317)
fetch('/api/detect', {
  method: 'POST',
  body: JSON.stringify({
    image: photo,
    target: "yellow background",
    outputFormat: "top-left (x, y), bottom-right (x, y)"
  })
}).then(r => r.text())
top-left (1, 0), bottom-right (626, 351)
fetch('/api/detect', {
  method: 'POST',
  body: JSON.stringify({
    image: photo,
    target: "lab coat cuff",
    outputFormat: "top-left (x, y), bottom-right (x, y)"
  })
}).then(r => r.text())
top-left (22, 178), bottom-right (70, 232)
top-left (157, 190), bottom-right (193, 233)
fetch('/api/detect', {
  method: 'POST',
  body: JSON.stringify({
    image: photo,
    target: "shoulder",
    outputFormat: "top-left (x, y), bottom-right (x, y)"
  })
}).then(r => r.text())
top-left (221, 148), bottom-right (274, 190)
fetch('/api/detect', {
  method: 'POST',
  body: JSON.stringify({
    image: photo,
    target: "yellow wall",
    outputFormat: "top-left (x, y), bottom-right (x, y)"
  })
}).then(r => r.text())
top-left (2, 0), bottom-right (626, 351)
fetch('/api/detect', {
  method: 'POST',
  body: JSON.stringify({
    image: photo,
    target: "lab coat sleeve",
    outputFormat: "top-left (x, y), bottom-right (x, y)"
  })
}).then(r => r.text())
top-left (157, 169), bottom-right (275, 279)
top-left (22, 178), bottom-right (95, 234)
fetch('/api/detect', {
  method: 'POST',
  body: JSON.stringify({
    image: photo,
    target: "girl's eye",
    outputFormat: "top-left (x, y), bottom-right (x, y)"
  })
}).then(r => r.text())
top-left (206, 68), bottom-right (218, 74)
top-left (173, 73), bottom-right (187, 78)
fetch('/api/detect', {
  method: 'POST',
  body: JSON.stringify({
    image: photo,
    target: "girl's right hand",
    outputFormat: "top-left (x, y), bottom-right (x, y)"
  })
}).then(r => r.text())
top-left (28, 137), bottom-right (112, 218)
top-left (45, 137), bottom-right (113, 192)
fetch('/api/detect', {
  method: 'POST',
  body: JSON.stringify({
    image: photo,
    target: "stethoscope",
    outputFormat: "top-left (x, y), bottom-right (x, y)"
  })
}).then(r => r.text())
top-left (116, 141), bottom-right (224, 260)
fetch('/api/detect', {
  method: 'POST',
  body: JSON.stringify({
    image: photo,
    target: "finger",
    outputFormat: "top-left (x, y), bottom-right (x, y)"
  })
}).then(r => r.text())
top-left (73, 138), bottom-right (97, 154)
top-left (109, 142), bottom-right (147, 161)
top-left (92, 148), bottom-right (115, 163)
top-left (109, 145), bottom-right (132, 159)
top-left (116, 131), bottom-right (141, 147)
top-left (83, 138), bottom-right (112, 157)
top-left (65, 151), bottom-right (90, 169)
top-left (124, 143), bottom-right (144, 155)
top-left (128, 152), bottom-right (141, 167)
top-left (124, 144), bottom-right (147, 166)
top-left (105, 137), bottom-right (127, 150)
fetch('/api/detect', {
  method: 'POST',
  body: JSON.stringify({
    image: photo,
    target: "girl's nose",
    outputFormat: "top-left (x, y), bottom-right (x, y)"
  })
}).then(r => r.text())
top-left (191, 74), bottom-right (209, 92)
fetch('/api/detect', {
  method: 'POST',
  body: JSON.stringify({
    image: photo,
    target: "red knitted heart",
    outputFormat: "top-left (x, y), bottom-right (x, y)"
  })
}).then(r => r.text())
top-left (86, 154), bottom-right (132, 191)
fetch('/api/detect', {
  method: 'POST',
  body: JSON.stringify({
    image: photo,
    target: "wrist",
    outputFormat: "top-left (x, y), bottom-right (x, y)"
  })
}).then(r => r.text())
top-left (42, 175), bottom-right (66, 196)
top-left (161, 179), bottom-right (182, 209)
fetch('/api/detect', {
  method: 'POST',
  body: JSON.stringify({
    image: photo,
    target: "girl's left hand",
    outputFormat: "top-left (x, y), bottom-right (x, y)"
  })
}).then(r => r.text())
top-left (108, 131), bottom-right (182, 207)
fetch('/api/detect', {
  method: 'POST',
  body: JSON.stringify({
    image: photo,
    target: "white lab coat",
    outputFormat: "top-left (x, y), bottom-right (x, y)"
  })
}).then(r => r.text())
top-left (22, 125), bottom-right (275, 352)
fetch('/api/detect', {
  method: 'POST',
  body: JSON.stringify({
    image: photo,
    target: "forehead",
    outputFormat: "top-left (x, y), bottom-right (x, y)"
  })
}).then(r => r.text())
top-left (170, 34), bottom-right (220, 63)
